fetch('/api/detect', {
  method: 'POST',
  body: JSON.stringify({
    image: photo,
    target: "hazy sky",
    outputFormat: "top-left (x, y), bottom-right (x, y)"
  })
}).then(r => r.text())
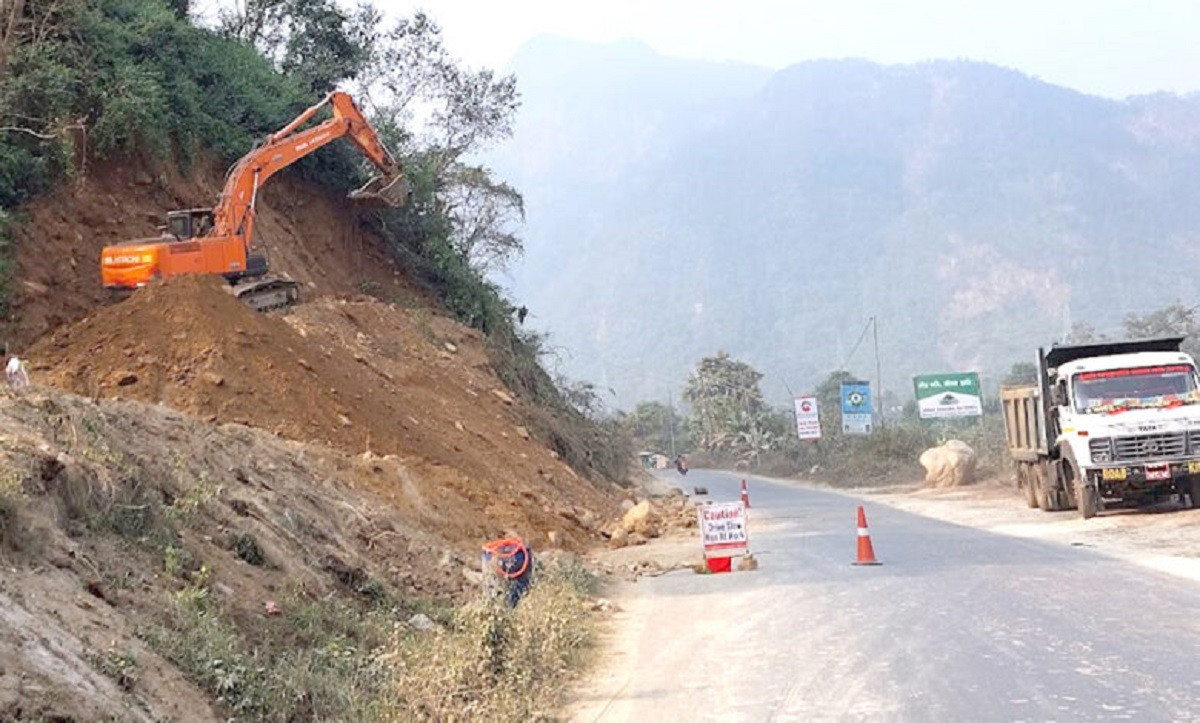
top-left (376, 0), bottom-right (1200, 99)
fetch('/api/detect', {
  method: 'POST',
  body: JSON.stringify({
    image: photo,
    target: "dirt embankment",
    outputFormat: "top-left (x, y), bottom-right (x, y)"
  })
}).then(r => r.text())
top-left (1, 156), bottom-right (628, 718)
top-left (29, 275), bottom-right (617, 551)
top-left (0, 386), bottom-right (580, 720)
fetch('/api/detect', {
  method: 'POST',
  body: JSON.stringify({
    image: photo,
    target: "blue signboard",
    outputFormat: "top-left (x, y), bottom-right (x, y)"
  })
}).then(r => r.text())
top-left (840, 381), bottom-right (872, 435)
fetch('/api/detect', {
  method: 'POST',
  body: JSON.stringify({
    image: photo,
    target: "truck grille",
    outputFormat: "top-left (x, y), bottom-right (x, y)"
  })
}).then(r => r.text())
top-left (1112, 432), bottom-right (1188, 462)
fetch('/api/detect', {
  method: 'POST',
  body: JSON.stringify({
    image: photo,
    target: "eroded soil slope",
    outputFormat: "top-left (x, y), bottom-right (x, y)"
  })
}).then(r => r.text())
top-left (0, 386), bottom-right (574, 720)
top-left (30, 276), bottom-right (616, 550)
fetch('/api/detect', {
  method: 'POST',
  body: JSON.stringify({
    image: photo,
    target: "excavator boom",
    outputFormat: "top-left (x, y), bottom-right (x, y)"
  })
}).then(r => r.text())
top-left (100, 91), bottom-right (407, 309)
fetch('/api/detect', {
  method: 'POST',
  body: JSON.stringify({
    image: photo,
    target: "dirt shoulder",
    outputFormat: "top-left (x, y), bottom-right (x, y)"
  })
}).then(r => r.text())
top-left (862, 474), bottom-right (1200, 582)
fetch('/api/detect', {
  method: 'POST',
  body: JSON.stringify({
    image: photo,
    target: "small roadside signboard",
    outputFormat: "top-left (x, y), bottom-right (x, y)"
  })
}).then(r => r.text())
top-left (794, 396), bottom-right (821, 440)
top-left (914, 372), bottom-right (983, 419)
top-left (840, 381), bottom-right (872, 435)
top-left (698, 501), bottom-right (749, 558)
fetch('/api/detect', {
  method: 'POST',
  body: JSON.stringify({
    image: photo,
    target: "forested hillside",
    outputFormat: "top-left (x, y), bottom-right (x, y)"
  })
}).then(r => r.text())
top-left (492, 39), bottom-right (1200, 405)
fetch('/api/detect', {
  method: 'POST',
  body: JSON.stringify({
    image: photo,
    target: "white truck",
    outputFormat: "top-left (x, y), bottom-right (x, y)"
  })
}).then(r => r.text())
top-left (1001, 337), bottom-right (1200, 518)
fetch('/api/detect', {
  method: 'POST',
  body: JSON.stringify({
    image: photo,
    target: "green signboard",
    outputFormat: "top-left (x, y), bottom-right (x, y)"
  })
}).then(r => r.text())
top-left (913, 372), bottom-right (982, 419)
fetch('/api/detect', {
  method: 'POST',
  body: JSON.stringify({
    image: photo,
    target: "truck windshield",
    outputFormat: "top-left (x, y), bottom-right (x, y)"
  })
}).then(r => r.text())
top-left (1072, 364), bottom-right (1200, 413)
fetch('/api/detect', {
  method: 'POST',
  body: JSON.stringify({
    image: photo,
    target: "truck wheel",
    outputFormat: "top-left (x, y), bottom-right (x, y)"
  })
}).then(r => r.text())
top-left (1078, 483), bottom-right (1099, 519)
top-left (1035, 463), bottom-right (1054, 511)
top-left (1062, 456), bottom-right (1097, 519)
top-left (1019, 464), bottom-right (1039, 508)
top-left (1189, 480), bottom-right (1200, 510)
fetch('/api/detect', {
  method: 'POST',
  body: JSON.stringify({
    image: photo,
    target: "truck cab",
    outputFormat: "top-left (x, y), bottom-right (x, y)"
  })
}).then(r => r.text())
top-left (1002, 337), bottom-right (1200, 518)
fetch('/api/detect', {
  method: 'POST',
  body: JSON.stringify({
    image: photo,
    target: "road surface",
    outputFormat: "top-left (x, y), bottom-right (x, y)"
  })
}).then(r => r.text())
top-left (572, 470), bottom-right (1200, 722)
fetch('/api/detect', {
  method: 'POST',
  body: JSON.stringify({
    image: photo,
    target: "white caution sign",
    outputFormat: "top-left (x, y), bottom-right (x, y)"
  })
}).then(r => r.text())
top-left (698, 501), bottom-right (749, 557)
top-left (794, 396), bottom-right (821, 440)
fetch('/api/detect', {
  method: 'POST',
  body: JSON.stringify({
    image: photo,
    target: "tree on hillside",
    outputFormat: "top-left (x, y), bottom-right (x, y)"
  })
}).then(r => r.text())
top-left (0, 0), bottom-right (24, 80)
top-left (683, 352), bottom-right (783, 463)
top-left (352, 12), bottom-right (522, 273)
top-left (1124, 304), bottom-right (1200, 358)
top-left (620, 401), bottom-right (687, 456)
top-left (1003, 361), bottom-right (1037, 385)
top-left (1064, 321), bottom-right (1105, 345)
top-left (441, 165), bottom-right (525, 272)
top-left (217, 0), bottom-right (376, 93)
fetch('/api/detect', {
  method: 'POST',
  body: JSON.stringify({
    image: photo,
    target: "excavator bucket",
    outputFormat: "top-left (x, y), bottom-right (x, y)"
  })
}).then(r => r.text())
top-left (349, 174), bottom-right (409, 207)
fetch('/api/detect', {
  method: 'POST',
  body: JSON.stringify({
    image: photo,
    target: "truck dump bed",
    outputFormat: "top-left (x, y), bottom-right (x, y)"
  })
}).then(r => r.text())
top-left (1001, 385), bottom-right (1045, 461)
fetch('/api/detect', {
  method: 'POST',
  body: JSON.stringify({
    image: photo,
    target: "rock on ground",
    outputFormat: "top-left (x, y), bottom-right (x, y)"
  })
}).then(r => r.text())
top-left (620, 500), bottom-right (661, 538)
top-left (919, 439), bottom-right (977, 488)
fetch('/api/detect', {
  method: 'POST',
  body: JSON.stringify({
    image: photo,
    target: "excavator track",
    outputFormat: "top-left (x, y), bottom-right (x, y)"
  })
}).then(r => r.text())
top-left (228, 277), bottom-right (301, 312)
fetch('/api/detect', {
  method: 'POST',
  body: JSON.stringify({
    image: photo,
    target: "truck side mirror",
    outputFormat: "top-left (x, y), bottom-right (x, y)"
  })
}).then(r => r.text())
top-left (1051, 385), bottom-right (1066, 407)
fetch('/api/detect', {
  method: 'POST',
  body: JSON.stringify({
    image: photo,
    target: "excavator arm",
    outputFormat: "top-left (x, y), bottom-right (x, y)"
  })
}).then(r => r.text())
top-left (214, 91), bottom-right (409, 244)
top-left (100, 91), bottom-right (408, 304)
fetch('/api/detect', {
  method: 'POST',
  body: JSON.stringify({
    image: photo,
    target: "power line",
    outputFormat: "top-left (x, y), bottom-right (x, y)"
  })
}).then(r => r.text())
top-left (837, 317), bottom-right (874, 374)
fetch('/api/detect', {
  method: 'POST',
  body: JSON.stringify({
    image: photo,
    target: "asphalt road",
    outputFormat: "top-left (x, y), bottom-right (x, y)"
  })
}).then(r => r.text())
top-left (573, 469), bottom-right (1200, 722)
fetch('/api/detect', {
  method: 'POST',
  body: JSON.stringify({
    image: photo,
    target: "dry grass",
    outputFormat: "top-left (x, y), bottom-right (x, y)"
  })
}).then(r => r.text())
top-left (142, 586), bottom-right (402, 721)
top-left (392, 560), bottom-right (596, 721)
top-left (140, 560), bottom-right (597, 722)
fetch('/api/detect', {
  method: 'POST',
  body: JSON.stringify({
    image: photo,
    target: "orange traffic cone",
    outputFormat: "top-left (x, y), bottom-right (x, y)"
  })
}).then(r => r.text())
top-left (853, 505), bottom-right (881, 566)
top-left (740, 479), bottom-right (750, 509)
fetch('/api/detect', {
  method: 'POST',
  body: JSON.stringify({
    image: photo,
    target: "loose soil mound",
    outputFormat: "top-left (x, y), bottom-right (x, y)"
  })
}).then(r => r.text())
top-left (30, 275), bottom-right (617, 549)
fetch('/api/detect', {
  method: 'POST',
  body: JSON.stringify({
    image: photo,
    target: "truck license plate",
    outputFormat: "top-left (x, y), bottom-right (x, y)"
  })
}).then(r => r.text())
top-left (1188, 461), bottom-right (1200, 474)
top-left (1101, 467), bottom-right (1128, 481)
top-left (1145, 463), bottom-right (1170, 481)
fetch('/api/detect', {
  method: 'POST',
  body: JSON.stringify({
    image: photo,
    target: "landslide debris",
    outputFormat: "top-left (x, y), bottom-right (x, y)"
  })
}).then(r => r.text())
top-left (30, 275), bottom-right (618, 550)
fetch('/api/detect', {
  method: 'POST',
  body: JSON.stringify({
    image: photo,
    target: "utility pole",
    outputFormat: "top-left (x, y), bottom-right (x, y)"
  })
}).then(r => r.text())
top-left (872, 316), bottom-right (884, 429)
top-left (667, 389), bottom-right (677, 458)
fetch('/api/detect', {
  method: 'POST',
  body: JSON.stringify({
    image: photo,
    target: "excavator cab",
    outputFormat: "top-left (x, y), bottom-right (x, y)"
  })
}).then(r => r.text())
top-left (166, 209), bottom-right (215, 240)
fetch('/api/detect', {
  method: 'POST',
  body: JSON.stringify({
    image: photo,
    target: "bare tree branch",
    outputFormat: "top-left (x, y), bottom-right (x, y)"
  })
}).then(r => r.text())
top-left (0, 0), bottom-right (27, 80)
top-left (0, 124), bottom-right (58, 139)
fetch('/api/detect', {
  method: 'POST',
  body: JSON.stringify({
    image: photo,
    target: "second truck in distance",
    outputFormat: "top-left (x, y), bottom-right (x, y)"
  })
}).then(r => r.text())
top-left (1001, 337), bottom-right (1200, 518)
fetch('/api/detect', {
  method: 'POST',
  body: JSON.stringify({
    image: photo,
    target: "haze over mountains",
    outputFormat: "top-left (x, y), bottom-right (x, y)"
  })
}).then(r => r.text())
top-left (489, 35), bottom-right (1200, 408)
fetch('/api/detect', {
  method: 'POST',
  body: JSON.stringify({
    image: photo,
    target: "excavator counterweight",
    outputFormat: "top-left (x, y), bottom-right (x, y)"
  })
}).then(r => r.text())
top-left (99, 91), bottom-right (407, 310)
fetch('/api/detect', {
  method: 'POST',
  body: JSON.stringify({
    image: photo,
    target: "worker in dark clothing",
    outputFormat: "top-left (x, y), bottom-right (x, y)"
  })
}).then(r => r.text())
top-left (483, 537), bottom-right (534, 607)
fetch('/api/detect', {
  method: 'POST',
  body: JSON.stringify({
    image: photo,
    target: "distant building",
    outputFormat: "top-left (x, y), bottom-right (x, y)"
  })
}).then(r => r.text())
top-left (638, 452), bottom-right (671, 469)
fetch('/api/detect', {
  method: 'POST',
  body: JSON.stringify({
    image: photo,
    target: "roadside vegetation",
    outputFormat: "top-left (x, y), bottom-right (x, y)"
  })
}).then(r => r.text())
top-left (392, 558), bottom-right (596, 720)
top-left (625, 303), bottom-right (1200, 486)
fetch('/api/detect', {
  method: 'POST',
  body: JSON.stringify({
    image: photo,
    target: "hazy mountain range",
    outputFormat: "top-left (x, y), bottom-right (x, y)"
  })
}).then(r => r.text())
top-left (488, 36), bottom-right (1200, 408)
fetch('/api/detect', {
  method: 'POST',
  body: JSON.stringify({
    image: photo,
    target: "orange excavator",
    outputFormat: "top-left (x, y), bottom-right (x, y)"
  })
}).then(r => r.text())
top-left (100, 91), bottom-right (408, 310)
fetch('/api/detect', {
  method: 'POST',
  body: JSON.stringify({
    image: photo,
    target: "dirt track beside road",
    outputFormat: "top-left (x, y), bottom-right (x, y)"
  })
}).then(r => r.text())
top-left (863, 475), bottom-right (1200, 582)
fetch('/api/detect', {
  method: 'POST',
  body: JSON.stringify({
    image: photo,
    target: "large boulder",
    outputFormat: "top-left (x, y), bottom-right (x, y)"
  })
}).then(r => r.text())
top-left (620, 500), bottom-right (661, 537)
top-left (919, 440), bottom-right (977, 488)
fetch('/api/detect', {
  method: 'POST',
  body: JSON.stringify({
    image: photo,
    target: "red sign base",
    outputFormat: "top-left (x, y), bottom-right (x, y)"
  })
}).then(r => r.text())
top-left (705, 556), bottom-right (732, 574)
